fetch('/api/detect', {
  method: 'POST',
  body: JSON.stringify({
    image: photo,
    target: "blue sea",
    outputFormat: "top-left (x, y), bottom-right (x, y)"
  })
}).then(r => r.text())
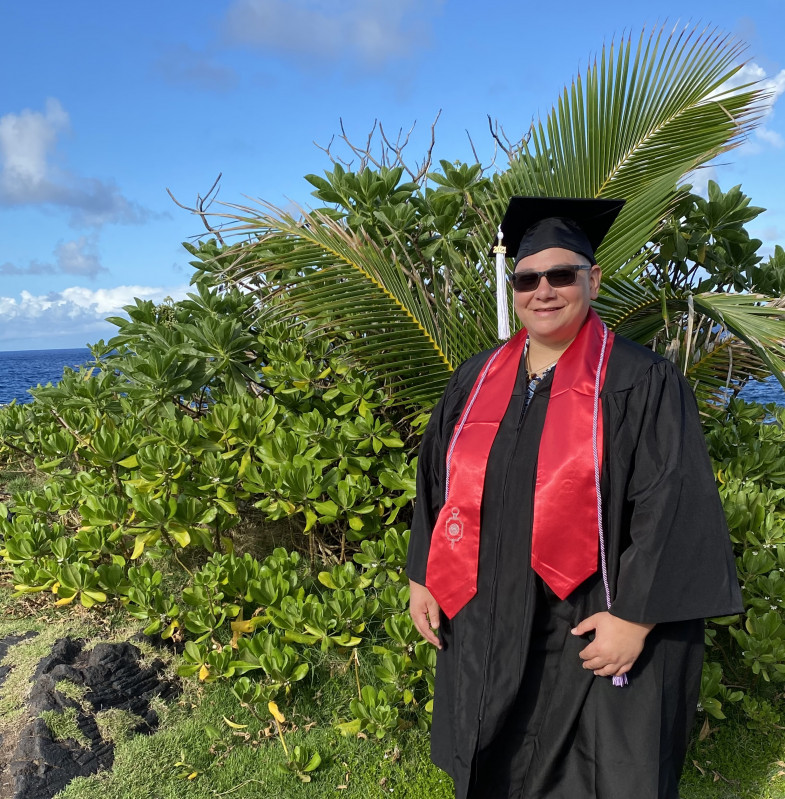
top-left (0, 348), bottom-right (93, 405)
top-left (0, 347), bottom-right (784, 407)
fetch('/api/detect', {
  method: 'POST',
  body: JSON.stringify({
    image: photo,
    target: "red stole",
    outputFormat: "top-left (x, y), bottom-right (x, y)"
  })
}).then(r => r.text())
top-left (425, 310), bottom-right (614, 618)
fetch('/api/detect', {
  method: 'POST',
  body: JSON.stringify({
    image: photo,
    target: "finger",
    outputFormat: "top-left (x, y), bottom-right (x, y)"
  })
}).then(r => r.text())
top-left (581, 655), bottom-right (609, 670)
top-left (593, 664), bottom-right (619, 677)
top-left (578, 644), bottom-right (598, 660)
top-left (571, 614), bottom-right (599, 636)
top-left (414, 612), bottom-right (441, 648)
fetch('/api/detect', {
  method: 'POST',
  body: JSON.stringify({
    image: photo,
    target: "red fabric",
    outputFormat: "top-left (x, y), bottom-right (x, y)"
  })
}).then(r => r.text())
top-left (425, 330), bottom-right (527, 618)
top-left (531, 310), bottom-right (613, 598)
top-left (425, 310), bottom-right (613, 618)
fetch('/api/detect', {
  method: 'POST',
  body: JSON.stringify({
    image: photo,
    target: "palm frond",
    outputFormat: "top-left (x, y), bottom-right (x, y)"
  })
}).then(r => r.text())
top-left (691, 293), bottom-right (785, 389)
top-left (479, 25), bottom-right (767, 277)
top-left (223, 207), bottom-right (458, 407)
top-left (595, 277), bottom-right (785, 401)
top-left (681, 327), bottom-right (771, 405)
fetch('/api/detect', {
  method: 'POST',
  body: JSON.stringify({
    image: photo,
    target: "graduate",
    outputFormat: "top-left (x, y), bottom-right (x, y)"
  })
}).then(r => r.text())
top-left (406, 197), bottom-right (744, 799)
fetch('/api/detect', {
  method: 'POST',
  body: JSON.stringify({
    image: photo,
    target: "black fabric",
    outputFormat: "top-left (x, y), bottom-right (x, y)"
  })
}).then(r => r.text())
top-left (491, 196), bottom-right (625, 262)
top-left (407, 334), bottom-right (743, 799)
top-left (515, 217), bottom-right (596, 265)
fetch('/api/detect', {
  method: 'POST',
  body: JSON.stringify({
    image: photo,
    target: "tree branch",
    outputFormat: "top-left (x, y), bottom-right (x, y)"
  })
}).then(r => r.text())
top-left (166, 173), bottom-right (226, 245)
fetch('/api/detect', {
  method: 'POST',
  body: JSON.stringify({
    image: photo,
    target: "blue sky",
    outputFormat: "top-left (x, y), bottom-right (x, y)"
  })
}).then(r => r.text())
top-left (1, 1), bottom-right (783, 352)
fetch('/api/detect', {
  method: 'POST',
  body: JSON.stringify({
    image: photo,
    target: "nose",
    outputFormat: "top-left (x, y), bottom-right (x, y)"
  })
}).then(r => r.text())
top-left (532, 274), bottom-right (558, 300)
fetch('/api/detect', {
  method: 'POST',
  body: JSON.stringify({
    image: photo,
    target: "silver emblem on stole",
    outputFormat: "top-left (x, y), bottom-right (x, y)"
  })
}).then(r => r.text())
top-left (445, 507), bottom-right (464, 549)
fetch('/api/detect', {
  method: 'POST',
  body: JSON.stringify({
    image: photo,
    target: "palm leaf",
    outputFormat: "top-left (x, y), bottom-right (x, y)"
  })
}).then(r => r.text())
top-left (682, 327), bottom-right (771, 405)
top-left (595, 278), bottom-right (785, 403)
top-left (222, 206), bottom-right (457, 408)
top-left (691, 293), bottom-right (785, 387)
top-left (212, 23), bottom-right (770, 412)
top-left (479, 25), bottom-right (767, 277)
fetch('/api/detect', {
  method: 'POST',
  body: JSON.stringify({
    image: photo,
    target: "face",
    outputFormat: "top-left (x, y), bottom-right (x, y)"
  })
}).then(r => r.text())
top-left (512, 247), bottom-right (601, 348)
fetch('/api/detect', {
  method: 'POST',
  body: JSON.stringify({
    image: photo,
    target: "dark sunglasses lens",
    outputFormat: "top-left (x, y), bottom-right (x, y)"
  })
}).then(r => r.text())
top-left (546, 268), bottom-right (578, 287)
top-left (510, 268), bottom-right (581, 292)
top-left (511, 272), bottom-right (539, 292)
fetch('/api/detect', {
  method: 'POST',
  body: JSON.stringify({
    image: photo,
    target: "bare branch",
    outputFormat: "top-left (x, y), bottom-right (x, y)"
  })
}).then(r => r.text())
top-left (466, 129), bottom-right (481, 164)
top-left (313, 111), bottom-right (442, 186)
top-left (339, 118), bottom-right (382, 171)
top-left (419, 108), bottom-right (442, 183)
top-left (313, 133), bottom-right (336, 160)
top-left (487, 115), bottom-right (516, 161)
top-left (166, 173), bottom-right (226, 245)
top-left (486, 116), bottom-right (530, 162)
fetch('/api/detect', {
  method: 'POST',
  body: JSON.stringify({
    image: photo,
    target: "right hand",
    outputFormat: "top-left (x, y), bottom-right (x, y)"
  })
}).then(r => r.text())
top-left (409, 580), bottom-right (442, 649)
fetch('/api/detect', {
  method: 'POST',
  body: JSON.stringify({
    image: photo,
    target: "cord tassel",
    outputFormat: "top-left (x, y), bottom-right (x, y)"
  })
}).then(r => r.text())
top-left (494, 226), bottom-right (510, 340)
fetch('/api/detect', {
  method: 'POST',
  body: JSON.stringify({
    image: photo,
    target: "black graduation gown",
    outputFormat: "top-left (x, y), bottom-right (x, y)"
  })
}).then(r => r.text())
top-left (407, 335), bottom-right (743, 799)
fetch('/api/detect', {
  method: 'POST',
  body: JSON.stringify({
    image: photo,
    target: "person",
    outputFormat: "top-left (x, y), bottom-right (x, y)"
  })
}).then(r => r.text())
top-left (406, 196), bottom-right (743, 799)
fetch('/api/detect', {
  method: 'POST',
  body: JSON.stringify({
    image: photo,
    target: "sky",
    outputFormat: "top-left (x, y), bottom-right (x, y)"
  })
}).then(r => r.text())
top-left (1, 1), bottom-right (783, 352)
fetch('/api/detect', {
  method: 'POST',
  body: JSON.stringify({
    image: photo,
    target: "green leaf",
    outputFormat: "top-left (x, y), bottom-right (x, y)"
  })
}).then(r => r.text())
top-left (335, 718), bottom-right (363, 736)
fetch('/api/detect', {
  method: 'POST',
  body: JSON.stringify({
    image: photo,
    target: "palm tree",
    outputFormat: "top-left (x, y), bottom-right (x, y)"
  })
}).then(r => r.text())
top-left (209, 23), bottom-right (785, 411)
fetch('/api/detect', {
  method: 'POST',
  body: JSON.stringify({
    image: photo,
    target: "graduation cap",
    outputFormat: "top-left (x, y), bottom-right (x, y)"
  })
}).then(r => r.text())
top-left (491, 196), bottom-right (625, 341)
top-left (492, 196), bottom-right (625, 263)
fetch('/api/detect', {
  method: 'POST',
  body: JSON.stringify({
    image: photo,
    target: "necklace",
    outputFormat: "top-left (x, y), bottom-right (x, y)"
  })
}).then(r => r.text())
top-left (526, 351), bottom-right (559, 378)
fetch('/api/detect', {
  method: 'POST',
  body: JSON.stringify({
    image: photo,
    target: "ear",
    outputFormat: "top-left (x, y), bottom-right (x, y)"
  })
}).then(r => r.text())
top-left (589, 265), bottom-right (602, 300)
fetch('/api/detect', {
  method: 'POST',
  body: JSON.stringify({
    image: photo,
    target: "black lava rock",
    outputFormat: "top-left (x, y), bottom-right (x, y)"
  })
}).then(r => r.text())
top-left (8, 637), bottom-right (180, 799)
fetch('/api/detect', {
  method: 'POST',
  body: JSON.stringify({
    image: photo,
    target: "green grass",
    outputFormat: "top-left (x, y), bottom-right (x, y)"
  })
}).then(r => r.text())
top-left (0, 467), bottom-right (45, 496)
top-left (94, 709), bottom-right (147, 744)
top-left (0, 571), bottom-right (780, 797)
top-left (681, 709), bottom-right (785, 799)
top-left (40, 706), bottom-right (90, 749)
top-left (51, 658), bottom-right (785, 799)
top-left (56, 681), bottom-right (453, 799)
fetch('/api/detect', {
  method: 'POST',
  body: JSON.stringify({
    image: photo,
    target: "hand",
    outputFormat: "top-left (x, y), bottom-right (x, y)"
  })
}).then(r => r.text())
top-left (571, 612), bottom-right (654, 678)
top-left (409, 580), bottom-right (442, 649)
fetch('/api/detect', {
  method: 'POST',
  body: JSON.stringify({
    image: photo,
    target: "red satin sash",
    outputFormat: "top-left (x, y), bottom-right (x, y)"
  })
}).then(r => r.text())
top-left (425, 310), bottom-right (614, 618)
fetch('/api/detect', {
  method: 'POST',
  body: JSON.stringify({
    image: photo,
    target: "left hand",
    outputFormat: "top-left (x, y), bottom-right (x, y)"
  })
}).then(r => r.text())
top-left (571, 612), bottom-right (655, 678)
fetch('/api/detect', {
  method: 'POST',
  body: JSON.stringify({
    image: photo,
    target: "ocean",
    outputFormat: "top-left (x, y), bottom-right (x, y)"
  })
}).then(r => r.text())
top-left (0, 348), bottom-right (93, 405)
top-left (0, 347), bottom-right (784, 407)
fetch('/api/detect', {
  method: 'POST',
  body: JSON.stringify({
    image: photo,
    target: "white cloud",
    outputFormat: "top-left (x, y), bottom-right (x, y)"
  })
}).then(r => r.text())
top-left (54, 238), bottom-right (106, 278)
top-left (0, 284), bottom-right (190, 348)
top-left (0, 236), bottom-right (106, 278)
top-left (712, 63), bottom-right (785, 151)
top-left (687, 165), bottom-right (719, 198)
top-left (756, 127), bottom-right (784, 148)
top-left (0, 99), bottom-right (154, 226)
top-left (222, 0), bottom-right (442, 68)
top-left (153, 44), bottom-right (238, 92)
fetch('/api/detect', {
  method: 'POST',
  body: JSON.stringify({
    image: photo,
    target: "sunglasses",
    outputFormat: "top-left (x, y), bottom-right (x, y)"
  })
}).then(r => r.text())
top-left (508, 265), bottom-right (592, 292)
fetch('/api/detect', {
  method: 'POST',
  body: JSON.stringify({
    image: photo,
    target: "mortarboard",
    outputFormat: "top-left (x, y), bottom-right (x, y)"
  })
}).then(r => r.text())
top-left (493, 196), bottom-right (625, 263)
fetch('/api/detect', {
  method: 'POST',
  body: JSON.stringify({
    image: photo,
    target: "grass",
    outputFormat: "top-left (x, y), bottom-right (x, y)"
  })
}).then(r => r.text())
top-left (681, 709), bottom-right (785, 799)
top-left (56, 680), bottom-right (453, 799)
top-left (55, 679), bottom-right (88, 705)
top-left (0, 580), bottom-right (780, 798)
top-left (94, 709), bottom-right (147, 743)
top-left (40, 706), bottom-right (90, 749)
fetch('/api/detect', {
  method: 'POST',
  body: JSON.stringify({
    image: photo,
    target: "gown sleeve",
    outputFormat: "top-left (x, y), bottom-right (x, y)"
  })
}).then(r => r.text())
top-left (609, 359), bottom-right (743, 624)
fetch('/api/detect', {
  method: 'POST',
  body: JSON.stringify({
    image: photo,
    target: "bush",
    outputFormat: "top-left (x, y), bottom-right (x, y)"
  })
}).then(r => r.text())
top-left (1, 261), bottom-right (783, 755)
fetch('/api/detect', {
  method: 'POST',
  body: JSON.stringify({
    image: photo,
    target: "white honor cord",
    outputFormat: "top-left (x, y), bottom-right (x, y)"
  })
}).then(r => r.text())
top-left (592, 323), bottom-right (627, 687)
